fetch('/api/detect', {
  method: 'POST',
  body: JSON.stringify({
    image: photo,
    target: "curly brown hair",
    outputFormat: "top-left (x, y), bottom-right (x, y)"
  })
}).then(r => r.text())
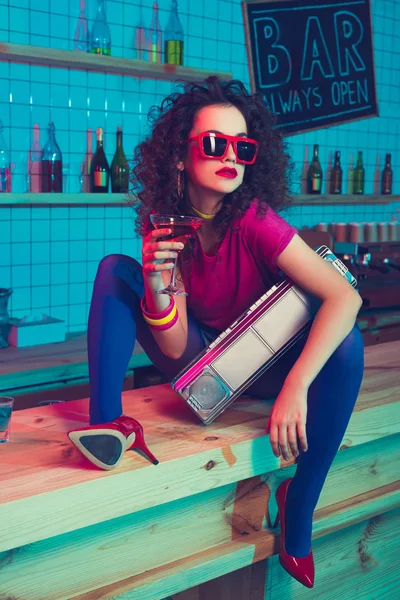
top-left (131, 75), bottom-right (293, 239)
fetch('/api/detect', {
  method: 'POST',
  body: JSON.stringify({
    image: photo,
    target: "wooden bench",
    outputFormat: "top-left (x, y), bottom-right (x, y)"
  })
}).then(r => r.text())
top-left (1, 340), bottom-right (399, 599)
top-left (358, 307), bottom-right (400, 346)
top-left (0, 334), bottom-right (155, 409)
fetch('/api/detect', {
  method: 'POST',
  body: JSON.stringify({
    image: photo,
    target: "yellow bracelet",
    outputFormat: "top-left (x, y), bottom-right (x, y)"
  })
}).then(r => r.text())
top-left (142, 302), bottom-right (177, 326)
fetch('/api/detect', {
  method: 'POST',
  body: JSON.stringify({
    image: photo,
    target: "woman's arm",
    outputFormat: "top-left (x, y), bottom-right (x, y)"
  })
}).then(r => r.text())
top-left (142, 228), bottom-right (189, 360)
top-left (143, 267), bottom-right (189, 360)
top-left (275, 234), bottom-right (363, 390)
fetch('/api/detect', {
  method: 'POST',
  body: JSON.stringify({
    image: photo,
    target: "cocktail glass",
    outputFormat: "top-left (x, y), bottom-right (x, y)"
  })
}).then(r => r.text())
top-left (149, 214), bottom-right (203, 296)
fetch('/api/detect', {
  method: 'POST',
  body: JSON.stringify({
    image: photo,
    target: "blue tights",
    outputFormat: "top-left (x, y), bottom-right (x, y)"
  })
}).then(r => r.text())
top-left (88, 254), bottom-right (364, 557)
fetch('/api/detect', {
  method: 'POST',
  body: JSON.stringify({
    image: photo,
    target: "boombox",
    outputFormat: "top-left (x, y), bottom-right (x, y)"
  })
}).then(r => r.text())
top-left (171, 246), bottom-right (357, 424)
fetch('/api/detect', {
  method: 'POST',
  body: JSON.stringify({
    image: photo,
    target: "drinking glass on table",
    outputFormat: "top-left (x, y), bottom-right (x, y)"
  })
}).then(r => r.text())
top-left (0, 397), bottom-right (14, 443)
top-left (150, 214), bottom-right (203, 296)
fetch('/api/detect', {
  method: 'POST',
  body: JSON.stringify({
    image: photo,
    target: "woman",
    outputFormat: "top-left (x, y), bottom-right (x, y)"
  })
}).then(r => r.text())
top-left (70, 77), bottom-right (364, 588)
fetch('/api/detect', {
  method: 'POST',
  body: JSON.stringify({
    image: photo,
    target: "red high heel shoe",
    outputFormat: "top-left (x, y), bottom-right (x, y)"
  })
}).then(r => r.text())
top-left (274, 478), bottom-right (315, 588)
top-left (68, 414), bottom-right (159, 470)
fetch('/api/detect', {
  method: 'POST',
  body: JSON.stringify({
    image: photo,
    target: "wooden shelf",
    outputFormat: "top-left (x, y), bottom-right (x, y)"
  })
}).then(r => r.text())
top-left (0, 193), bottom-right (128, 205)
top-left (0, 42), bottom-right (232, 83)
top-left (1, 193), bottom-right (399, 207)
top-left (291, 194), bottom-right (400, 205)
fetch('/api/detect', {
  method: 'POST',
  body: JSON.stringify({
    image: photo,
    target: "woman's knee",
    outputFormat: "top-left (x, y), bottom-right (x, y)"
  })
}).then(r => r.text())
top-left (96, 254), bottom-right (142, 285)
top-left (331, 323), bottom-right (364, 370)
top-left (97, 254), bottom-right (140, 275)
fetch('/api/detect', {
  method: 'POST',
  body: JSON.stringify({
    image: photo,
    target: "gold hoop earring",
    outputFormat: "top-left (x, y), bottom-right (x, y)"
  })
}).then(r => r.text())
top-left (177, 170), bottom-right (184, 200)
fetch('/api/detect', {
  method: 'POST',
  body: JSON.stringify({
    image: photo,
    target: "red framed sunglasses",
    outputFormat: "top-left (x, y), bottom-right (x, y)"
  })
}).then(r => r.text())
top-left (187, 132), bottom-right (259, 165)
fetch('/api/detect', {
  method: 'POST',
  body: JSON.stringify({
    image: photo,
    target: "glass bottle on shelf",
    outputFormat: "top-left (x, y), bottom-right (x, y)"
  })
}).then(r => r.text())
top-left (325, 150), bottom-right (332, 195)
top-left (164, 0), bottom-right (184, 65)
top-left (306, 144), bottom-right (323, 194)
top-left (90, 0), bottom-right (111, 56)
top-left (347, 152), bottom-right (354, 194)
top-left (148, 2), bottom-right (162, 63)
top-left (373, 154), bottom-right (380, 194)
top-left (42, 122), bottom-right (63, 193)
top-left (353, 151), bottom-right (365, 195)
top-left (111, 127), bottom-right (129, 193)
top-left (90, 127), bottom-right (110, 193)
top-left (381, 153), bottom-right (393, 195)
top-left (329, 150), bottom-right (342, 194)
top-left (74, 0), bottom-right (89, 52)
top-left (80, 128), bottom-right (93, 192)
top-left (300, 145), bottom-right (309, 194)
top-left (28, 123), bottom-right (42, 193)
top-left (0, 120), bottom-right (11, 193)
top-left (135, 9), bottom-right (147, 60)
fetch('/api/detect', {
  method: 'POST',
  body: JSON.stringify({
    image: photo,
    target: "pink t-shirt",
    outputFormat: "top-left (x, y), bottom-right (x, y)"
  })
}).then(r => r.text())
top-left (183, 200), bottom-right (297, 331)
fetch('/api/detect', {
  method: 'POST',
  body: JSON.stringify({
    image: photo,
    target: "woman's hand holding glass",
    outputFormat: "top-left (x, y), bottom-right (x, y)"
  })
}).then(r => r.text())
top-left (142, 228), bottom-right (184, 291)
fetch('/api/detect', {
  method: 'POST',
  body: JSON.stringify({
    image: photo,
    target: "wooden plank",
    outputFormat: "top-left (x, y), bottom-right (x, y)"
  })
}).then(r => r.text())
top-left (93, 545), bottom-right (256, 600)
top-left (0, 336), bottom-right (151, 391)
top-left (9, 375), bottom-right (135, 410)
top-left (0, 483), bottom-right (250, 600)
top-left (83, 496), bottom-right (400, 600)
top-left (269, 435), bottom-right (400, 527)
top-left (6, 473), bottom-right (396, 600)
top-left (1, 333), bottom-right (397, 392)
top-left (357, 308), bottom-right (400, 347)
top-left (72, 483), bottom-right (400, 600)
top-left (290, 194), bottom-right (400, 205)
top-left (194, 499), bottom-right (400, 600)
top-left (362, 340), bottom-right (400, 370)
top-left (358, 309), bottom-right (400, 332)
top-left (0, 333), bottom-right (90, 376)
top-left (265, 508), bottom-right (400, 599)
top-left (354, 340), bottom-right (400, 412)
top-left (0, 193), bottom-right (127, 205)
top-left (0, 433), bottom-right (398, 599)
top-left (0, 43), bottom-right (233, 83)
top-left (0, 400), bottom-right (280, 552)
top-left (1, 192), bottom-right (399, 206)
top-left (340, 401), bottom-right (400, 449)
top-left (1, 339), bottom-right (399, 552)
top-left (362, 327), bottom-right (400, 348)
top-left (0, 390), bottom-right (391, 554)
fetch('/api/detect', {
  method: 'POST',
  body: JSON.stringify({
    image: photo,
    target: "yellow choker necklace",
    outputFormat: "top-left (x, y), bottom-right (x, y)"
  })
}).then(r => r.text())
top-left (190, 202), bottom-right (216, 220)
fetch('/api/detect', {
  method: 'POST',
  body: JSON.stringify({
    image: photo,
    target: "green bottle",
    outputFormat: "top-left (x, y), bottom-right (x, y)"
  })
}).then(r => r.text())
top-left (353, 151), bottom-right (365, 194)
top-left (111, 127), bottom-right (129, 193)
top-left (307, 144), bottom-right (323, 194)
top-left (329, 150), bottom-right (342, 194)
top-left (90, 128), bottom-right (110, 193)
top-left (148, 2), bottom-right (162, 63)
top-left (164, 0), bottom-right (184, 65)
top-left (90, 0), bottom-right (111, 55)
top-left (381, 153), bottom-right (393, 195)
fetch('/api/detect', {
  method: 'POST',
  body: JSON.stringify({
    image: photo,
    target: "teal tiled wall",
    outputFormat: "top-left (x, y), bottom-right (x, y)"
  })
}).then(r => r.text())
top-left (0, 0), bottom-right (399, 333)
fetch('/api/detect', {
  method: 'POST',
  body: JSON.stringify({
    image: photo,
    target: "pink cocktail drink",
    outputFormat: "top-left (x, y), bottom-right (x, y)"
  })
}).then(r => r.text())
top-left (150, 214), bottom-right (203, 295)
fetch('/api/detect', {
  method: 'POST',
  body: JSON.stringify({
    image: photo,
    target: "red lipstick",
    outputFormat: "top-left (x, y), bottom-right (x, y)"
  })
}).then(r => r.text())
top-left (216, 167), bottom-right (238, 178)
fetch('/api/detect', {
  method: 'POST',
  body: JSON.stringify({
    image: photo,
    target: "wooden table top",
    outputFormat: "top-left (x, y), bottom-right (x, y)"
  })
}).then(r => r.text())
top-left (0, 334), bottom-right (149, 391)
top-left (0, 340), bottom-right (399, 554)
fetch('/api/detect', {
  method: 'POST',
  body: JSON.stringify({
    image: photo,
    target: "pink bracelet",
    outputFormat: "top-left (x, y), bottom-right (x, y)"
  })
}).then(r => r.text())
top-left (140, 296), bottom-right (174, 320)
top-left (140, 296), bottom-right (178, 330)
top-left (150, 310), bottom-right (179, 331)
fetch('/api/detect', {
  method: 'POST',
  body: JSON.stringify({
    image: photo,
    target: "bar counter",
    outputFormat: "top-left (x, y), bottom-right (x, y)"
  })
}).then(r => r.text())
top-left (0, 341), bottom-right (399, 599)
